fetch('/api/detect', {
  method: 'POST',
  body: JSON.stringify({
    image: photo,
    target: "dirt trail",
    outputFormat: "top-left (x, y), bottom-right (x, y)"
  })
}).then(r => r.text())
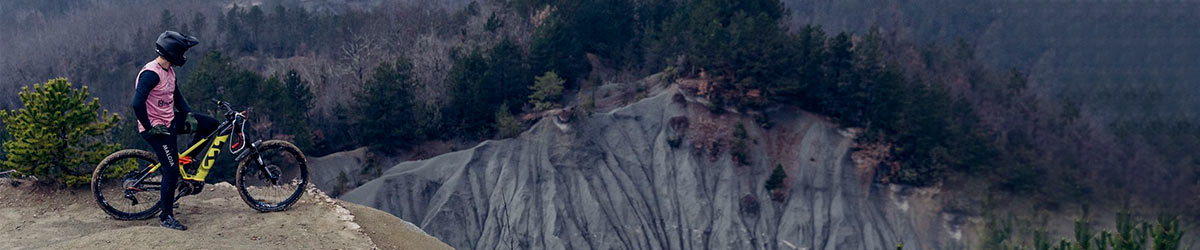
top-left (0, 180), bottom-right (452, 250)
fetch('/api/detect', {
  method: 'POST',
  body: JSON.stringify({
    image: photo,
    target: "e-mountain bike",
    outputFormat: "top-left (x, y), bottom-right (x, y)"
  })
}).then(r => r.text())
top-left (90, 100), bottom-right (309, 220)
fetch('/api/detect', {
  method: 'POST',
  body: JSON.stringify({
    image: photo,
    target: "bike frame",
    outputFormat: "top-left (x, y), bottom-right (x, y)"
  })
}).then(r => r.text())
top-left (126, 102), bottom-right (263, 189)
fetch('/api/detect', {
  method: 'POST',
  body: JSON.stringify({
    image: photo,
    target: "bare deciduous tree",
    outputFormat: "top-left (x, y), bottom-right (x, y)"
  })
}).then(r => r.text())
top-left (341, 33), bottom-right (380, 83)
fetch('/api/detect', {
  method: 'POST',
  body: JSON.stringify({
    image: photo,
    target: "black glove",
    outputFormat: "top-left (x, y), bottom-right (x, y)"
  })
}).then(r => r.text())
top-left (179, 113), bottom-right (198, 134)
top-left (148, 125), bottom-right (171, 136)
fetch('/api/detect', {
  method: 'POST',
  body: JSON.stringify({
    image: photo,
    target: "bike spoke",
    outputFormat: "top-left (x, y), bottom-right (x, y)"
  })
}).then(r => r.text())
top-left (97, 156), bottom-right (162, 214)
top-left (239, 144), bottom-right (306, 209)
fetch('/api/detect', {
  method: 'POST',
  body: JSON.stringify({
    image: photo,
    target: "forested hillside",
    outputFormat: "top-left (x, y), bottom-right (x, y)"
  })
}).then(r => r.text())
top-left (0, 0), bottom-right (496, 156)
top-left (0, 0), bottom-right (1196, 248)
top-left (785, 0), bottom-right (1200, 203)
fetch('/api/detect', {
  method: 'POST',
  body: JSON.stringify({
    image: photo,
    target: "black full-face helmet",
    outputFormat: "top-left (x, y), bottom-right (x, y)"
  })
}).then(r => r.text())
top-left (155, 31), bottom-right (199, 66)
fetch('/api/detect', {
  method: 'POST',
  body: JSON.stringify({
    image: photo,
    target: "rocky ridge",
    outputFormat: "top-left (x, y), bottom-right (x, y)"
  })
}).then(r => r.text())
top-left (343, 85), bottom-right (958, 249)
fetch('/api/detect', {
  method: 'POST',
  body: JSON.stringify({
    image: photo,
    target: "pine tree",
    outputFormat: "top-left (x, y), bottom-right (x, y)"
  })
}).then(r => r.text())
top-left (0, 78), bottom-right (120, 187)
top-left (445, 40), bottom-right (531, 139)
top-left (530, 71), bottom-right (565, 112)
top-left (159, 9), bottom-right (176, 32)
top-left (484, 40), bottom-right (531, 113)
top-left (0, 122), bottom-right (8, 161)
top-left (1073, 218), bottom-right (1097, 250)
top-left (352, 58), bottom-right (420, 150)
top-left (494, 103), bottom-right (523, 139)
top-left (245, 6), bottom-right (266, 52)
top-left (445, 50), bottom-right (492, 138)
top-left (191, 13), bottom-right (208, 35)
top-left (768, 25), bottom-right (827, 109)
top-left (1150, 215), bottom-right (1183, 250)
top-left (765, 164), bottom-right (786, 191)
top-left (1096, 231), bottom-right (1114, 250)
top-left (529, 12), bottom-right (587, 81)
top-left (254, 70), bottom-right (315, 149)
top-left (1033, 229), bottom-right (1053, 250)
top-left (1110, 210), bottom-right (1148, 250)
top-left (527, 0), bottom-right (636, 80)
top-left (980, 217), bottom-right (1016, 250)
top-left (184, 51), bottom-right (264, 114)
top-left (765, 164), bottom-right (788, 202)
top-left (822, 32), bottom-right (855, 118)
top-left (277, 70), bottom-right (314, 149)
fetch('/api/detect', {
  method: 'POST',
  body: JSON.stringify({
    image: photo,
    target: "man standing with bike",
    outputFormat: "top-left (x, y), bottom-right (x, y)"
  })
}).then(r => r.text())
top-left (130, 31), bottom-right (217, 231)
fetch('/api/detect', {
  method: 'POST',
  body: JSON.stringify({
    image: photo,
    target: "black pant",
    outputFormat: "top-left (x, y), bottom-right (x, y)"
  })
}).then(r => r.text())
top-left (141, 112), bottom-right (218, 220)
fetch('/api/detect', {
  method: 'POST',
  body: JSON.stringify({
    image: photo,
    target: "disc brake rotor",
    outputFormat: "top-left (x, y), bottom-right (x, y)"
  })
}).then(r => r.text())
top-left (259, 165), bottom-right (282, 185)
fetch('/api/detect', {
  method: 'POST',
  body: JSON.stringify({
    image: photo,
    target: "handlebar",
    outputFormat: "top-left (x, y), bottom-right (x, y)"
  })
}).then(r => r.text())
top-left (211, 99), bottom-right (237, 117)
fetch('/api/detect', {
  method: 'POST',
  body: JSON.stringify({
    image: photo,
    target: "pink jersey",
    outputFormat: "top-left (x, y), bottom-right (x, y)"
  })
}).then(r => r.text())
top-left (135, 61), bottom-right (176, 132)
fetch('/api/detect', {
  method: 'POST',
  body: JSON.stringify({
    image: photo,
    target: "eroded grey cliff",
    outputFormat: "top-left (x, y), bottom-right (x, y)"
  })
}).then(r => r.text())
top-left (342, 86), bottom-right (942, 249)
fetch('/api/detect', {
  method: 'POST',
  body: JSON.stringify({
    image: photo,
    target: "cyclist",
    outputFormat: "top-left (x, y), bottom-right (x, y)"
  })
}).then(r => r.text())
top-left (130, 31), bottom-right (217, 231)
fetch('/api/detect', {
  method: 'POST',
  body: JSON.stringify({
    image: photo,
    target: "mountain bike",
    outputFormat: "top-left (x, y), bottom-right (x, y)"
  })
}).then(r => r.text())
top-left (90, 99), bottom-right (309, 220)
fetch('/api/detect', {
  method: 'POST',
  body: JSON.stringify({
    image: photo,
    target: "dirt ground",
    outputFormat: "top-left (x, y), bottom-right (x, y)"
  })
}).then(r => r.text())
top-left (340, 202), bottom-right (452, 250)
top-left (0, 180), bottom-right (452, 250)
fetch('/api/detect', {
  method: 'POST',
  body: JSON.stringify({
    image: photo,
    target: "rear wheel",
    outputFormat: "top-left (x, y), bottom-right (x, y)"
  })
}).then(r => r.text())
top-left (235, 140), bottom-right (308, 212)
top-left (91, 149), bottom-right (163, 220)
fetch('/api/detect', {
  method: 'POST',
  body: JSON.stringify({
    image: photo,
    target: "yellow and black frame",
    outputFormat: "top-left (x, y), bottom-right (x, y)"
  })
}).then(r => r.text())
top-left (123, 100), bottom-right (260, 200)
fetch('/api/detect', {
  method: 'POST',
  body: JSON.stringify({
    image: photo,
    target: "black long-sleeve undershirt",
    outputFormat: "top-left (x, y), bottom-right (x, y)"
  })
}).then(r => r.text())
top-left (173, 80), bottom-right (191, 114)
top-left (131, 71), bottom-right (158, 130)
top-left (130, 70), bottom-right (191, 131)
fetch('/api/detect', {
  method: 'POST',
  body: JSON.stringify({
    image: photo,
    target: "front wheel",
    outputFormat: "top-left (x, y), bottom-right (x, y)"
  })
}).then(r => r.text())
top-left (235, 140), bottom-right (308, 212)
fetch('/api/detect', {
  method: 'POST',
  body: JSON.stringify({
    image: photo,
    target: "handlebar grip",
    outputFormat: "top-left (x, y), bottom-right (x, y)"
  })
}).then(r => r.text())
top-left (211, 99), bottom-right (222, 105)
